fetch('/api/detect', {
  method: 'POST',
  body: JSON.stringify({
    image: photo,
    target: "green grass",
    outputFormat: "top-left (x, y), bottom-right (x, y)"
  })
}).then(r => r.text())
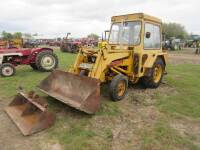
top-left (139, 63), bottom-right (200, 149)
top-left (96, 101), bottom-right (121, 116)
top-left (141, 120), bottom-right (199, 150)
top-left (48, 117), bottom-right (98, 150)
top-left (157, 64), bottom-right (200, 118)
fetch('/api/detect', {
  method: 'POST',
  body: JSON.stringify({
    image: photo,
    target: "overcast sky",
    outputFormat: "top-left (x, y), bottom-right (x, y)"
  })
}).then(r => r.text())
top-left (0, 0), bottom-right (199, 38)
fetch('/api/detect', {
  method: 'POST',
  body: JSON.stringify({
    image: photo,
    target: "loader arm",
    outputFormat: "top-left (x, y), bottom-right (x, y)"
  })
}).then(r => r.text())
top-left (70, 48), bottom-right (131, 82)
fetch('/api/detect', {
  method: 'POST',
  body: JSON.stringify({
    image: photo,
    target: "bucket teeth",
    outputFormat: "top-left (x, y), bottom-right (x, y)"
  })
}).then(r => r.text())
top-left (5, 91), bottom-right (56, 136)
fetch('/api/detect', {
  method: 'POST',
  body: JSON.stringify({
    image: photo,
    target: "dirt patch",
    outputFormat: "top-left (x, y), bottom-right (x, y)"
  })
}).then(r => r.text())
top-left (40, 140), bottom-right (62, 150)
top-left (88, 83), bottom-right (175, 150)
top-left (168, 48), bottom-right (200, 65)
top-left (170, 117), bottom-right (200, 147)
top-left (128, 83), bottom-right (177, 106)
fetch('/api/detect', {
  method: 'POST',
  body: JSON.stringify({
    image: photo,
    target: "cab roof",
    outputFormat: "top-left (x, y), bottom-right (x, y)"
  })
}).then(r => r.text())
top-left (111, 13), bottom-right (162, 24)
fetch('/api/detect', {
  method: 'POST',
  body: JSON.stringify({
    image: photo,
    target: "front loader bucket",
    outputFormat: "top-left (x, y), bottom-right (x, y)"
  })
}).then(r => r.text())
top-left (5, 91), bottom-right (56, 136)
top-left (38, 70), bottom-right (100, 114)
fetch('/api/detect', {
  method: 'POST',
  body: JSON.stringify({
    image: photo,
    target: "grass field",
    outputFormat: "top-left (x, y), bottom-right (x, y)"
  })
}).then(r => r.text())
top-left (0, 49), bottom-right (200, 150)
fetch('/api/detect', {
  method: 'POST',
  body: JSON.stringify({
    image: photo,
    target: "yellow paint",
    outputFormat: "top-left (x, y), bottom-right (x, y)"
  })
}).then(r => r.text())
top-left (68, 13), bottom-right (168, 84)
top-left (0, 39), bottom-right (23, 48)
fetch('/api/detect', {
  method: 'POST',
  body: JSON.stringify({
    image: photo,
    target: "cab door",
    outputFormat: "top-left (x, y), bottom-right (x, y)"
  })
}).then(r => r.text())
top-left (139, 22), bottom-right (162, 76)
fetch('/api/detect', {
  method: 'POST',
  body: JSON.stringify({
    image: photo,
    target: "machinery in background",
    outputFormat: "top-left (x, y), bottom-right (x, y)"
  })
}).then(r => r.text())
top-left (0, 47), bottom-right (58, 77)
top-left (163, 37), bottom-right (184, 50)
top-left (60, 33), bottom-right (81, 53)
top-left (0, 39), bottom-right (23, 49)
top-left (23, 39), bottom-right (40, 48)
top-left (195, 40), bottom-right (200, 54)
top-left (0, 38), bottom-right (41, 49)
top-left (60, 33), bottom-right (99, 53)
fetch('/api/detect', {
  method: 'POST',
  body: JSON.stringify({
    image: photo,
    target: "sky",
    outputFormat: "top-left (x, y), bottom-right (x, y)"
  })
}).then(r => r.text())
top-left (0, 0), bottom-right (199, 38)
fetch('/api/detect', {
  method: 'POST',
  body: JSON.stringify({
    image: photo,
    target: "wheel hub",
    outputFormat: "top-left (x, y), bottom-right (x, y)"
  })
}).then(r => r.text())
top-left (117, 81), bottom-right (126, 97)
top-left (153, 65), bottom-right (162, 83)
top-left (41, 55), bottom-right (55, 69)
top-left (2, 66), bottom-right (14, 76)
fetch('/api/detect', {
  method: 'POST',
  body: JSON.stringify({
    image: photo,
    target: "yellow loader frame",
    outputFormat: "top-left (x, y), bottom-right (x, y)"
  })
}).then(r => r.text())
top-left (38, 13), bottom-right (168, 114)
top-left (69, 13), bottom-right (167, 83)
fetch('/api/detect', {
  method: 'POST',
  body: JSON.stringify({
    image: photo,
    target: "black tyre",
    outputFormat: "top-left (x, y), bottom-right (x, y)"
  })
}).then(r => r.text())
top-left (60, 45), bottom-right (68, 52)
top-left (0, 63), bottom-right (16, 77)
top-left (141, 58), bottom-right (164, 88)
top-left (67, 45), bottom-right (73, 53)
top-left (72, 45), bottom-right (79, 53)
top-left (109, 74), bottom-right (128, 101)
top-left (30, 63), bottom-right (38, 70)
top-left (36, 51), bottom-right (58, 72)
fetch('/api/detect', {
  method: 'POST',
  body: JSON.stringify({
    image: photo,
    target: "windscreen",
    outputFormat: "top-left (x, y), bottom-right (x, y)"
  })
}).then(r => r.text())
top-left (109, 21), bottom-right (141, 45)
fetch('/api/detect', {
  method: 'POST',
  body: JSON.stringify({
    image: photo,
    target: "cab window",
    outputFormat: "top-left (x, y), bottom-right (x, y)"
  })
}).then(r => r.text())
top-left (144, 23), bottom-right (161, 49)
top-left (109, 21), bottom-right (141, 45)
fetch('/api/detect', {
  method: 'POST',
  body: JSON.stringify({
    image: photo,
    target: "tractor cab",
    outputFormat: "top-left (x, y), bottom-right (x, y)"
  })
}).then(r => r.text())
top-left (106, 13), bottom-right (167, 77)
top-left (109, 21), bottom-right (141, 47)
top-left (108, 13), bottom-right (163, 52)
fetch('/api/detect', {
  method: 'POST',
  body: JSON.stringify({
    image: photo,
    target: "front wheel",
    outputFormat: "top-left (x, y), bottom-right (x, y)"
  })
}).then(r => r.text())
top-left (109, 74), bottom-right (128, 101)
top-left (0, 63), bottom-right (16, 77)
top-left (36, 51), bottom-right (58, 72)
top-left (141, 58), bottom-right (165, 88)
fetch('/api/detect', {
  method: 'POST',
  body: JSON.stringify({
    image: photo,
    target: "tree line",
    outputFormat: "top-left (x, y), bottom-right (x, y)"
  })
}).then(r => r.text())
top-left (162, 23), bottom-right (189, 39)
top-left (1, 31), bottom-right (22, 40)
top-left (0, 31), bottom-right (33, 40)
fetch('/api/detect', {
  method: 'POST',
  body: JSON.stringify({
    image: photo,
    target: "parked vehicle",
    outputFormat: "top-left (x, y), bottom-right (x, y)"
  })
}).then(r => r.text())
top-left (39, 13), bottom-right (168, 114)
top-left (60, 33), bottom-right (81, 53)
top-left (0, 48), bottom-right (58, 77)
top-left (195, 41), bottom-right (200, 54)
top-left (163, 38), bottom-right (184, 50)
top-left (23, 39), bottom-right (40, 48)
top-left (0, 39), bottom-right (23, 49)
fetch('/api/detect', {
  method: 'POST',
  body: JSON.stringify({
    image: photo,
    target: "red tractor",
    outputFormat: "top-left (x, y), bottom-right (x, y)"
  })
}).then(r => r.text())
top-left (0, 48), bottom-right (58, 77)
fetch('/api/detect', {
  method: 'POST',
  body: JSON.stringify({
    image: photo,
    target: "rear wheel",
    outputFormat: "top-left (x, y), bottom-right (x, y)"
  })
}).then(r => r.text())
top-left (109, 74), bottom-right (128, 101)
top-left (72, 45), bottom-right (79, 53)
top-left (36, 51), bottom-right (58, 72)
top-left (141, 58), bottom-right (164, 88)
top-left (0, 63), bottom-right (16, 77)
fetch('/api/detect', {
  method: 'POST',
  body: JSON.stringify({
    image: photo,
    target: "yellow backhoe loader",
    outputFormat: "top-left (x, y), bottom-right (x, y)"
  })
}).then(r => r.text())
top-left (39, 13), bottom-right (167, 114)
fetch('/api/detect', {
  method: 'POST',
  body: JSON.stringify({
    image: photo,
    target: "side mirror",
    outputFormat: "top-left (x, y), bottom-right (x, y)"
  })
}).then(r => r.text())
top-left (146, 32), bottom-right (151, 39)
